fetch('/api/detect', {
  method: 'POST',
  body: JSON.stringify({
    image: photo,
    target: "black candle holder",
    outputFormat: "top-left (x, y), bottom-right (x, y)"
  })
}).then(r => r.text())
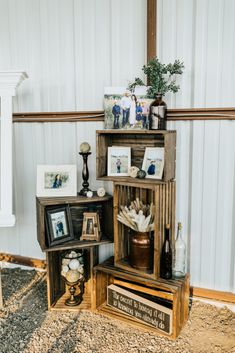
top-left (79, 151), bottom-right (91, 196)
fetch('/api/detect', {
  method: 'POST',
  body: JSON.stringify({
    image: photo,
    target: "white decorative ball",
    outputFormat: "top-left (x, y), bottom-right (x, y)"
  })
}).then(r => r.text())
top-left (66, 270), bottom-right (81, 283)
top-left (97, 187), bottom-right (106, 197)
top-left (77, 265), bottom-right (84, 274)
top-left (128, 166), bottom-right (139, 178)
top-left (87, 191), bottom-right (93, 198)
top-left (69, 251), bottom-right (77, 258)
top-left (69, 259), bottom-right (80, 270)
top-left (62, 265), bottom-right (69, 273)
top-left (62, 258), bottom-right (70, 265)
top-left (80, 142), bottom-right (91, 153)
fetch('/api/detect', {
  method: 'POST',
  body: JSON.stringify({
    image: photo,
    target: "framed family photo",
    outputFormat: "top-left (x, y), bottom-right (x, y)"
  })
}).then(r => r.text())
top-left (36, 165), bottom-right (77, 197)
top-left (104, 87), bottom-right (153, 130)
top-left (46, 206), bottom-right (74, 247)
top-left (142, 147), bottom-right (164, 180)
top-left (80, 212), bottom-right (101, 241)
top-left (107, 147), bottom-right (131, 176)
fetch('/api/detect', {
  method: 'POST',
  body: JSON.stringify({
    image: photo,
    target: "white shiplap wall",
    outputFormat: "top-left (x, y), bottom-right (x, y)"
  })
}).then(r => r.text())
top-left (0, 0), bottom-right (234, 292)
top-left (158, 0), bottom-right (235, 293)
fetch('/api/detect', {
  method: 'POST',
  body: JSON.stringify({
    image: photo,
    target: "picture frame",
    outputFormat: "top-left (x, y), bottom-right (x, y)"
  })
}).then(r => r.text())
top-left (104, 87), bottom-right (153, 130)
top-left (80, 212), bottom-right (101, 241)
top-left (36, 165), bottom-right (77, 197)
top-left (107, 146), bottom-right (131, 176)
top-left (46, 206), bottom-right (74, 247)
top-left (142, 147), bottom-right (165, 180)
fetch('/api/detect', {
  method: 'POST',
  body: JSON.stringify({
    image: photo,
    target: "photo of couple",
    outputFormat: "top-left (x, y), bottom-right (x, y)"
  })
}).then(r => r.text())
top-left (104, 87), bottom-right (153, 130)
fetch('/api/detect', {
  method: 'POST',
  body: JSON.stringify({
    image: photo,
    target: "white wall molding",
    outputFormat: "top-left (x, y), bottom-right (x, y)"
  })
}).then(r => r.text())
top-left (0, 71), bottom-right (28, 227)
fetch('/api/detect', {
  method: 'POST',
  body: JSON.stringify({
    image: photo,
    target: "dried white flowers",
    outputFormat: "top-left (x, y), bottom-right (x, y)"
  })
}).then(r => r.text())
top-left (117, 198), bottom-right (155, 232)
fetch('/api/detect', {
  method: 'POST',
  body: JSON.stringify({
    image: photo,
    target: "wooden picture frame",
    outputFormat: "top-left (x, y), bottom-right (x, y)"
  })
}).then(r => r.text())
top-left (142, 147), bottom-right (164, 179)
top-left (80, 212), bottom-right (101, 241)
top-left (36, 164), bottom-right (77, 197)
top-left (46, 206), bottom-right (74, 247)
top-left (107, 146), bottom-right (131, 176)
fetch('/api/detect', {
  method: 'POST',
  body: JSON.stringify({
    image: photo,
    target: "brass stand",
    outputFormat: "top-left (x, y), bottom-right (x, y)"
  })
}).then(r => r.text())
top-left (64, 278), bottom-right (84, 307)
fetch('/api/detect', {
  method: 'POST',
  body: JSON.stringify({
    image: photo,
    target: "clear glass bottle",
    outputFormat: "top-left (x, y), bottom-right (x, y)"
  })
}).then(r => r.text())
top-left (160, 224), bottom-right (172, 279)
top-left (173, 222), bottom-right (186, 278)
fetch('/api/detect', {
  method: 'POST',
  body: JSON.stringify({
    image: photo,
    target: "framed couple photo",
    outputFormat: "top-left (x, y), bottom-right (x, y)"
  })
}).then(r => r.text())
top-left (46, 206), bottom-right (74, 247)
top-left (142, 147), bottom-right (164, 180)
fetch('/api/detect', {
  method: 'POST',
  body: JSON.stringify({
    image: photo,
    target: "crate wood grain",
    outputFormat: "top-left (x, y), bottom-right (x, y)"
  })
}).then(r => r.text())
top-left (93, 257), bottom-right (189, 339)
top-left (47, 246), bottom-right (98, 311)
top-left (113, 181), bottom-right (175, 279)
top-left (36, 194), bottom-right (113, 251)
top-left (96, 130), bottom-right (176, 182)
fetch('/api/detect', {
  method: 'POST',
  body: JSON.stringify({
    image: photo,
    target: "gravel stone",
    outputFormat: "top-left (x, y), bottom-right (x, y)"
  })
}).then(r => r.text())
top-left (0, 268), bottom-right (234, 353)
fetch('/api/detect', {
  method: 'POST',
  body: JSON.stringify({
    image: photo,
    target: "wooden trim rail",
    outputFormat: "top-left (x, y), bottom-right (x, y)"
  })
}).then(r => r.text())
top-left (0, 253), bottom-right (46, 270)
top-left (12, 107), bottom-right (235, 123)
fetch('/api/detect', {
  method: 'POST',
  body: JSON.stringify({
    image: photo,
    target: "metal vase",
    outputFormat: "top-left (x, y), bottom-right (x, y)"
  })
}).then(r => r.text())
top-left (129, 231), bottom-right (153, 272)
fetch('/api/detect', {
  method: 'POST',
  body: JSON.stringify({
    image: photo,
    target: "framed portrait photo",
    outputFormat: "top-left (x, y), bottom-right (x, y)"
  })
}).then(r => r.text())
top-left (80, 212), bottom-right (101, 241)
top-left (46, 206), bottom-right (74, 247)
top-left (107, 146), bottom-right (131, 176)
top-left (142, 147), bottom-right (164, 180)
top-left (104, 87), bottom-right (153, 130)
top-left (36, 165), bottom-right (77, 197)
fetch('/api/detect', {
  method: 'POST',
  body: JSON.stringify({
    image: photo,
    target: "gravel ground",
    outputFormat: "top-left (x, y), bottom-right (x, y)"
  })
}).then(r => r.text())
top-left (0, 268), bottom-right (235, 353)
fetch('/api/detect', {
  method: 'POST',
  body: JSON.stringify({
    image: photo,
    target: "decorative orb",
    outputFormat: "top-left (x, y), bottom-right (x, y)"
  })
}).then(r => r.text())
top-left (69, 251), bottom-right (78, 258)
top-left (80, 142), bottom-right (91, 153)
top-left (97, 187), bottom-right (106, 197)
top-left (62, 265), bottom-right (69, 273)
top-left (66, 270), bottom-right (81, 283)
top-left (62, 258), bottom-right (70, 265)
top-left (86, 191), bottom-right (93, 198)
top-left (128, 166), bottom-right (139, 178)
top-left (69, 259), bottom-right (80, 270)
top-left (137, 169), bottom-right (146, 179)
top-left (77, 265), bottom-right (84, 274)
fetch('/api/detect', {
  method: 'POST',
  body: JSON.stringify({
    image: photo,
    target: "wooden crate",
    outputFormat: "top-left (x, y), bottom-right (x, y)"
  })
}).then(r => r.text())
top-left (93, 258), bottom-right (189, 339)
top-left (113, 180), bottom-right (175, 279)
top-left (36, 194), bottom-right (113, 251)
top-left (47, 246), bottom-right (98, 311)
top-left (96, 130), bottom-right (176, 182)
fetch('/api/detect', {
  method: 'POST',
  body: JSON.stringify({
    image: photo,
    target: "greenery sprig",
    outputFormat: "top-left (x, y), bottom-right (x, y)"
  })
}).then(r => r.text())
top-left (128, 58), bottom-right (184, 99)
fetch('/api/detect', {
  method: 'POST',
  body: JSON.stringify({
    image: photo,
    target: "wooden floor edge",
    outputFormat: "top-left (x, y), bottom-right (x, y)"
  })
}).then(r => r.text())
top-left (190, 286), bottom-right (235, 304)
top-left (0, 253), bottom-right (46, 269)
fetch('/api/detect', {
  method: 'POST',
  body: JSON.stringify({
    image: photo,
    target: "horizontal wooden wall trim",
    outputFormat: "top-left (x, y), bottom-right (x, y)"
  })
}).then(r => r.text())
top-left (0, 253), bottom-right (47, 269)
top-left (191, 286), bottom-right (235, 304)
top-left (13, 111), bottom-right (105, 123)
top-left (12, 107), bottom-right (235, 123)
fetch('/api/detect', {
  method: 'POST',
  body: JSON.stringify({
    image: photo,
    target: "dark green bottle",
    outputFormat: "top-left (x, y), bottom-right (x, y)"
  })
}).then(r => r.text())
top-left (160, 224), bottom-right (172, 279)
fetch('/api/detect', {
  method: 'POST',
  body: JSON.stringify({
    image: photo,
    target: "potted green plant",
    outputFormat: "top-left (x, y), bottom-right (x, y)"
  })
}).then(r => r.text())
top-left (128, 57), bottom-right (184, 130)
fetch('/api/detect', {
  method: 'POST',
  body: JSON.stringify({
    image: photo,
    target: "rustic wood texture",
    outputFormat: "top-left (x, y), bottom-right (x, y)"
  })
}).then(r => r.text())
top-left (36, 195), bottom-right (113, 252)
top-left (47, 247), bottom-right (98, 311)
top-left (93, 258), bottom-right (189, 339)
top-left (0, 252), bottom-right (46, 269)
top-left (113, 181), bottom-right (175, 280)
top-left (12, 107), bottom-right (235, 123)
top-left (147, 0), bottom-right (157, 62)
top-left (96, 130), bottom-right (176, 182)
top-left (191, 286), bottom-right (235, 304)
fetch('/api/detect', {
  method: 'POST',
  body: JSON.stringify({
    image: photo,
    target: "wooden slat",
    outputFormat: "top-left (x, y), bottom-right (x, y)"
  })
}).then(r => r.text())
top-left (113, 278), bottom-right (173, 301)
top-left (0, 253), bottom-right (46, 269)
top-left (147, 0), bottom-right (157, 62)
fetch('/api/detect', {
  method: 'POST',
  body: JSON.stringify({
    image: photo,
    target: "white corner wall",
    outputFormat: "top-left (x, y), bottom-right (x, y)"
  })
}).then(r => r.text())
top-left (0, 0), bottom-right (234, 293)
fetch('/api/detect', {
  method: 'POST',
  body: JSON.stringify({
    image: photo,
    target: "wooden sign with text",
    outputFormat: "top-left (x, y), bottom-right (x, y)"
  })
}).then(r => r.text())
top-left (107, 284), bottom-right (172, 335)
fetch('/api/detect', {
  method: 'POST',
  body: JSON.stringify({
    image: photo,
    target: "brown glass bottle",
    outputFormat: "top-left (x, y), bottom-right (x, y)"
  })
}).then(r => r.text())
top-left (149, 93), bottom-right (167, 130)
top-left (160, 224), bottom-right (172, 279)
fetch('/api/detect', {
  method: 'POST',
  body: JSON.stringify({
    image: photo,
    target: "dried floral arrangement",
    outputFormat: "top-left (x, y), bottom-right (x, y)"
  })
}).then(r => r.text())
top-left (117, 198), bottom-right (155, 232)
